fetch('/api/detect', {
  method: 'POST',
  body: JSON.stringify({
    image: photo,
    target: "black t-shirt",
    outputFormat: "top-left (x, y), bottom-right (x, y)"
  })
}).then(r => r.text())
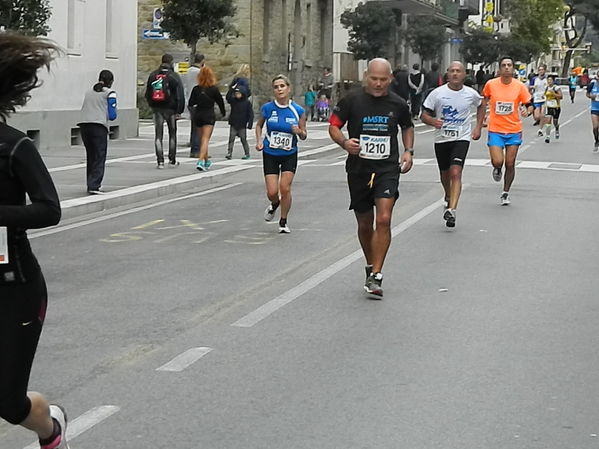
top-left (331, 88), bottom-right (413, 174)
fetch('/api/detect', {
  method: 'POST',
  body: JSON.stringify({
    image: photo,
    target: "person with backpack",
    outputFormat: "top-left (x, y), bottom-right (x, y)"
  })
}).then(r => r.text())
top-left (78, 70), bottom-right (117, 194)
top-left (225, 88), bottom-right (254, 160)
top-left (0, 33), bottom-right (69, 449)
top-left (145, 54), bottom-right (185, 169)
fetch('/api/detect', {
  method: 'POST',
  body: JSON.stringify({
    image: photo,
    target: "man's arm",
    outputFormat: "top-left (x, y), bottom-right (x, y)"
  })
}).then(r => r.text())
top-left (472, 102), bottom-right (485, 140)
top-left (420, 108), bottom-right (442, 129)
top-left (399, 126), bottom-right (414, 174)
top-left (328, 125), bottom-right (360, 155)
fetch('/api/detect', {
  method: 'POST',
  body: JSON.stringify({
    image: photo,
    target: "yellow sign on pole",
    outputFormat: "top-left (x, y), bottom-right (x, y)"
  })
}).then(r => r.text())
top-left (176, 61), bottom-right (189, 74)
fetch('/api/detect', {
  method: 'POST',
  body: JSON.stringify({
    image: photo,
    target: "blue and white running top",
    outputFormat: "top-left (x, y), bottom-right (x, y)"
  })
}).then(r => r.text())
top-left (587, 80), bottom-right (599, 112)
top-left (260, 100), bottom-right (305, 156)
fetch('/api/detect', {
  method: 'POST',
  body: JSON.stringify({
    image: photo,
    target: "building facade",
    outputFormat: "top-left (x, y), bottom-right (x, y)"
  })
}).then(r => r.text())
top-left (8, 0), bottom-right (138, 151)
top-left (138, 0), bottom-right (334, 107)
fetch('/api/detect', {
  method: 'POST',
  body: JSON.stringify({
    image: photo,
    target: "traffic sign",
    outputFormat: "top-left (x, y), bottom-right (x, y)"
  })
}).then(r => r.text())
top-left (142, 29), bottom-right (170, 40)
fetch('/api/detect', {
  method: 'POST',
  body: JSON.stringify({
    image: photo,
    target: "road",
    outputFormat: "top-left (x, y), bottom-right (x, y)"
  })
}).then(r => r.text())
top-left (2, 94), bottom-right (599, 449)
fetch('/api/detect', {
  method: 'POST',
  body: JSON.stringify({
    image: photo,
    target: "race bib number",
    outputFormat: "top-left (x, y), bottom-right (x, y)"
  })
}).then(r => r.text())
top-left (359, 135), bottom-right (391, 160)
top-left (0, 227), bottom-right (8, 264)
top-left (534, 92), bottom-right (545, 103)
top-left (546, 99), bottom-right (558, 108)
top-left (269, 131), bottom-right (293, 151)
top-left (495, 101), bottom-right (514, 115)
top-left (441, 124), bottom-right (462, 139)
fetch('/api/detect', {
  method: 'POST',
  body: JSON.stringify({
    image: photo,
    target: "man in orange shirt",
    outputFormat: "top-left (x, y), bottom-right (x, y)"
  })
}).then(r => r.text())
top-left (482, 56), bottom-right (533, 205)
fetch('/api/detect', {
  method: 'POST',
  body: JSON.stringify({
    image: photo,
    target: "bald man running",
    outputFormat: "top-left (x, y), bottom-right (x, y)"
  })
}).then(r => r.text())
top-left (329, 58), bottom-right (415, 299)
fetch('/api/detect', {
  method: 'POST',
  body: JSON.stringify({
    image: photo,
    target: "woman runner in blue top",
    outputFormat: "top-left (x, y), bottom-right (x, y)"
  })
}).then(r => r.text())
top-left (255, 75), bottom-right (307, 233)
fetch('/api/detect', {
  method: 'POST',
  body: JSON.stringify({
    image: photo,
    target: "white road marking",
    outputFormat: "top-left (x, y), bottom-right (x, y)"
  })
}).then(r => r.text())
top-left (29, 183), bottom-right (242, 239)
top-left (156, 347), bottom-right (213, 372)
top-left (23, 406), bottom-right (120, 449)
top-left (231, 198), bottom-right (444, 328)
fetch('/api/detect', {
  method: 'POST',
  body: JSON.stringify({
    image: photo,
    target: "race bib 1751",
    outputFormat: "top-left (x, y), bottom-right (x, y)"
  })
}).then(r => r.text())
top-left (359, 134), bottom-right (391, 160)
top-left (441, 124), bottom-right (462, 139)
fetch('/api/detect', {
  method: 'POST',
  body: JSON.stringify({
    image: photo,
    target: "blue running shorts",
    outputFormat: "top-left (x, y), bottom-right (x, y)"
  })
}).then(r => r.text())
top-left (488, 132), bottom-right (523, 148)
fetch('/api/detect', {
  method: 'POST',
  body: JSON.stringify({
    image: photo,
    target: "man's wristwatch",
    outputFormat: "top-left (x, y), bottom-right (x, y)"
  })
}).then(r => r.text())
top-left (404, 148), bottom-right (414, 155)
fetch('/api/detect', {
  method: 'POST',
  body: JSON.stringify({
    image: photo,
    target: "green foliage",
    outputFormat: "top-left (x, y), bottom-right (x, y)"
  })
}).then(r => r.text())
top-left (405, 15), bottom-right (447, 64)
top-left (497, 34), bottom-right (543, 64)
top-left (0, 0), bottom-right (52, 36)
top-left (503, 0), bottom-right (565, 53)
top-left (160, 0), bottom-right (238, 56)
top-left (340, 1), bottom-right (393, 61)
top-left (460, 28), bottom-right (499, 67)
top-left (567, 0), bottom-right (599, 31)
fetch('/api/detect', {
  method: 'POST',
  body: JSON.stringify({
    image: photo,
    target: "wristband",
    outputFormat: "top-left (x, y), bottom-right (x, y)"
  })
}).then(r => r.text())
top-left (404, 148), bottom-right (414, 155)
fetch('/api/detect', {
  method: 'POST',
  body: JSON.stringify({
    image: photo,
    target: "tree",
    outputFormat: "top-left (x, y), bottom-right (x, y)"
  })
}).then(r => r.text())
top-left (405, 15), bottom-right (447, 65)
top-left (497, 34), bottom-right (542, 64)
top-left (460, 28), bottom-right (499, 67)
top-left (160, 0), bottom-right (237, 59)
top-left (561, 1), bottom-right (599, 76)
top-left (340, 1), bottom-right (395, 61)
top-left (0, 0), bottom-right (52, 36)
top-left (503, 0), bottom-right (564, 54)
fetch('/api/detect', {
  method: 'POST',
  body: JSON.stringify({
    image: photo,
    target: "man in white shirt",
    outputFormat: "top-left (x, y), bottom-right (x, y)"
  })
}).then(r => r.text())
top-left (421, 61), bottom-right (485, 228)
top-left (529, 64), bottom-right (548, 135)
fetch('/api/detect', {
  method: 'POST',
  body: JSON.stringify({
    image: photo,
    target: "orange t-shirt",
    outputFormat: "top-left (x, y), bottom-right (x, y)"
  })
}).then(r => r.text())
top-left (483, 78), bottom-right (531, 133)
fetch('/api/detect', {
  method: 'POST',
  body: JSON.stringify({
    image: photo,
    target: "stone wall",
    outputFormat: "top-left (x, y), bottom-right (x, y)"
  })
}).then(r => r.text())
top-left (138, 0), bottom-right (333, 109)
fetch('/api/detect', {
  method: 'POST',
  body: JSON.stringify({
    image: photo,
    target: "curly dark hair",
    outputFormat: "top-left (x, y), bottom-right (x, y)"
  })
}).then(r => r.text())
top-left (0, 33), bottom-right (61, 121)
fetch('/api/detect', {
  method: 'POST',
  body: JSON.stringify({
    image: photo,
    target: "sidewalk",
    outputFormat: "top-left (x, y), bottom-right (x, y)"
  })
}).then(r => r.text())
top-left (41, 120), bottom-right (336, 220)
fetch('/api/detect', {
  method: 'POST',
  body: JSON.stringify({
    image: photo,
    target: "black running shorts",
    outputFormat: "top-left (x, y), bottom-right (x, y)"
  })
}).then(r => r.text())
top-left (347, 171), bottom-right (399, 213)
top-left (262, 151), bottom-right (298, 175)
top-left (434, 140), bottom-right (470, 171)
top-left (545, 108), bottom-right (561, 119)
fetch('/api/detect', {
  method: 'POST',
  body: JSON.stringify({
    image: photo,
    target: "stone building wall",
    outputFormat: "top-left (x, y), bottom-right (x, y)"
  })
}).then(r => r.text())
top-left (138, 0), bottom-right (333, 109)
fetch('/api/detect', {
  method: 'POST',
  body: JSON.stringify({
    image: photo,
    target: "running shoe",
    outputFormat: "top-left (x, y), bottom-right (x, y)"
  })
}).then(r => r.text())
top-left (545, 136), bottom-right (550, 143)
top-left (225, 154), bottom-right (232, 160)
top-left (87, 189), bottom-right (105, 195)
top-left (555, 131), bottom-right (560, 139)
top-left (500, 192), bottom-right (510, 206)
top-left (47, 404), bottom-right (70, 449)
top-left (168, 161), bottom-right (180, 167)
top-left (537, 129), bottom-right (544, 137)
top-left (443, 208), bottom-right (456, 228)
top-left (196, 160), bottom-right (206, 171)
top-left (157, 162), bottom-right (165, 169)
top-left (364, 272), bottom-right (383, 299)
top-left (241, 154), bottom-right (251, 160)
top-left (594, 141), bottom-right (599, 153)
top-left (365, 265), bottom-right (373, 284)
top-left (492, 167), bottom-right (502, 182)
top-left (264, 204), bottom-right (277, 221)
top-left (279, 223), bottom-right (291, 233)
top-left (205, 159), bottom-right (213, 169)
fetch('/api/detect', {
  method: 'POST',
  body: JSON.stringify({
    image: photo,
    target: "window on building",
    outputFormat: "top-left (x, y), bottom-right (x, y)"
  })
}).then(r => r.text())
top-left (263, 0), bottom-right (271, 55)
top-left (306, 3), bottom-right (312, 59)
top-left (105, 0), bottom-right (119, 57)
top-left (67, 0), bottom-right (84, 55)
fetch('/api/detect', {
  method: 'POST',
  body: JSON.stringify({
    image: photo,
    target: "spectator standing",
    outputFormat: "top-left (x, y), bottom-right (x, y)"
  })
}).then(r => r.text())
top-left (408, 63), bottom-right (425, 119)
top-left (229, 64), bottom-right (251, 98)
top-left (304, 85), bottom-right (316, 121)
top-left (475, 68), bottom-right (485, 92)
top-left (78, 70), bottom-right (117, 194)
top-left (226, 88), bottom-right (254, 160)
top-left (145, 54), bottom-right (185, 169)
top-left (425, 62), bottom-right (443, 90)
top-left (318, 67), bottom-right (335, 100)
top-left (184, 53), bottom-right (205, 157)
top-left (391, 64), bottom-right (410, 101)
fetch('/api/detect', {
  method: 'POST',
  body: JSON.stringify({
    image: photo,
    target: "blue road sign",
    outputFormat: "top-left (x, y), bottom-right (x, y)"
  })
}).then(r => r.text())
top-left (142, 29), bottom-right (170, 40)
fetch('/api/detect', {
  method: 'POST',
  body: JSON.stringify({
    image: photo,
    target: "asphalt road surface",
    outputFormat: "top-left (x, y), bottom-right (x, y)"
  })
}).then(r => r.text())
top-left (2, 96), bottom-right (598, 449)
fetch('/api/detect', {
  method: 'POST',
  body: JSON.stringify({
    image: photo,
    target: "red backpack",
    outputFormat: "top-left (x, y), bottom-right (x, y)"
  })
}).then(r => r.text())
top-left (150, 73), bottom-right (169, 102)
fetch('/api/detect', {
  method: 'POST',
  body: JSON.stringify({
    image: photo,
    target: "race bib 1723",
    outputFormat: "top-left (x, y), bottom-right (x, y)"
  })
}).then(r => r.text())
top-left (359, 134), bottom-right (391, 160)
top-left (495, 101), bottom-right (514, 115)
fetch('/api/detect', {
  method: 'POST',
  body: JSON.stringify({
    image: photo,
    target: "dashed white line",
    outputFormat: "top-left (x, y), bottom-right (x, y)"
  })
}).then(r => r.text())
top-left (156, 347), bottom-right (213, 372)
top-left (23, 405), bottom-right (120, 449)
top-left (231, 198), bottom-right (444, 328)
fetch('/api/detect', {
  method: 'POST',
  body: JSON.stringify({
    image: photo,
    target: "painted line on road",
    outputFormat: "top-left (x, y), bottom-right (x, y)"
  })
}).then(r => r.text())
top-left (23, 405), bottom-right (120, 449)
top-left (156, 347), bottom-right (213, 372)
top-left (29, 183), bottom-right (243, 239)
top-left (231, 198), bottom-right (444, 328)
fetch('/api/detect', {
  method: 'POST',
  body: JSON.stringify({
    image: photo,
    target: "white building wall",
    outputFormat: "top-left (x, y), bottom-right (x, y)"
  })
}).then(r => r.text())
top-left (8, 0), bottom-right (138, 151)
top-left (333, 0), bottom-right (367, 83)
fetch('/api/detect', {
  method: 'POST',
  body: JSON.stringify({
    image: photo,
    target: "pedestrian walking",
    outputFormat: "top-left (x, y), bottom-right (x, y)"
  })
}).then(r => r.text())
top-left (145, 53), bottom-right (185, 169)
top-left (255, 74), bottom-right (307, 234)
top-left (78, 70), bottom-right (117, 194)
top-left (391, 64), bottom-right (410, 101)
top-left (408, 63), bottom-right (425, 119)
top-left (481, 56), bottom-right (533, 205)
top-left (421, 61), bottom-right (485, 228)
top-left (328, 58), bottom-right (415, 299)
top-left (586, 71), bottom-right (599, 152)
top-left (184, 53), bottom-right (205, 157)
top-left (226, 88), bottom-right (253, 160)
top-left (188, 66), bottom-right (226, 171)
top-left (0, 32), bottom-right (69, 449)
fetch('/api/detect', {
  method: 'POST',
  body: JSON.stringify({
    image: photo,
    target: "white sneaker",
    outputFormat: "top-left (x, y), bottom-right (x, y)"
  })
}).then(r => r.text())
top-left (500, 192), bottom-right (511, 206)
top-left (279, 223), bottom-right (291, 233)
top-left (48, 404), bottom-right (70, 449)
top-left (537, 129), bottom-right (544, 137)
top-left (492, 167), bottom-right (502, 182)
top-left (443, 208), bottom-right (456, 228)
top-left (264, 204), bottom-right (276, 221)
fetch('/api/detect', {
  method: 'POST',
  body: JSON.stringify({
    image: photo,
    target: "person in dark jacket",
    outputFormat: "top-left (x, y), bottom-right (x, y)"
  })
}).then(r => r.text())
top-left (391, 64), bottom-right (410, 101)
top-left (408, 63), bottom-right (425, 119)
top-left (78, 70), bottom-right (117, 194)
top-left (228, 63), bottom-right (251, 98)
top-left (188, 66), bottom-right (226, 171)
top-left (0, 32), bottom-right (70, 449)
top-left (145, 53), bottom-right (185, 169)
top-left (226, 88), bottom-right (254, 159)
top-left (425, 62), bottom-right (442, 90)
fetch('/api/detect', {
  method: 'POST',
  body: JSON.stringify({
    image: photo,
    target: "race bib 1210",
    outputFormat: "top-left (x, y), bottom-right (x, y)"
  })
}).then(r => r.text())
top-left (359, 134), bottom-right (391, 160)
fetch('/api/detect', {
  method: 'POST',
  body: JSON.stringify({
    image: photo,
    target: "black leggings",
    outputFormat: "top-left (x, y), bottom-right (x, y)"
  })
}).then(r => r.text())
top-left (0, 270), bottom-right (47, 425)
